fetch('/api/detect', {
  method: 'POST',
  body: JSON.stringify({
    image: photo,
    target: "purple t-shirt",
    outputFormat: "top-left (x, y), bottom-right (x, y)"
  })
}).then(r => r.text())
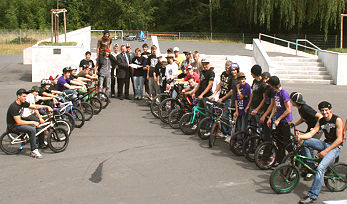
top-left (233, 82), bottom-right (251, 116)
top-left (274, 88), bottom-right (293, 122)
top-left (56, 76), bottom-right (71, 91)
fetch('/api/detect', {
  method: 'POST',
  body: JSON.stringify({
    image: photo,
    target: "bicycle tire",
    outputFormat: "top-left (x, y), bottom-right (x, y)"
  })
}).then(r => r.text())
top-left (80, 102), bottom-right (94, 121)
top-left (270, 163), bottom-right (300, 194)
top-left (159, 98), bottom-right (181, 124)
top-left (197, 117), bottom-right (213, 140)
top-left (324, 163), bottom-right (347, 192)
top-left (0, 132), bottom-right (25, 155)
top-left (55, 120), bottom-right (72, 136)
top-left (229, 131), bottom-right (247, 156)
top-left (243, 135), bottom-right (262, 162)
top-left (150, 94), bottom-right (168, 119)
top-left (47, 127), bottom-right (69, 153)
top-left (61, 113), bottom-right (75, 130)
top-left (97, 92), bottom-right (110, 109)
top-left (254, 141), bottom-right (277, 170)
top-left (71, 108), bottom-right (85, 128)
top-left (89, 97), bottom-right (102, 114)
top-left (209, 123), bottom-right (219, 148)
top-left (168, 109), bottom-right (184, 129)
top-left (179, 112), bottom-right (198, 135)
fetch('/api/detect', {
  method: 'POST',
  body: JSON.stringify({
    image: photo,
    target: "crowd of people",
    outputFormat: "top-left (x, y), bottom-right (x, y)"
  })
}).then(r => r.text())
top-left (4, 29), bottom-right (346, 204)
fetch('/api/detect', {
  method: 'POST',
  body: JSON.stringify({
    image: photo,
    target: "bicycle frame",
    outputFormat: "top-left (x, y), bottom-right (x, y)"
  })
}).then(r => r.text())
top-left (9, 121), bottom-right (55, 145)
top-left (190, 106), bottom-right (206, 124)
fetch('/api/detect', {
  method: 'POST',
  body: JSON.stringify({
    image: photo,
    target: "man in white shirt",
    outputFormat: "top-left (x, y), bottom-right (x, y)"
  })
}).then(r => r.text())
top-left (165, 54), bottom-right (179, 97)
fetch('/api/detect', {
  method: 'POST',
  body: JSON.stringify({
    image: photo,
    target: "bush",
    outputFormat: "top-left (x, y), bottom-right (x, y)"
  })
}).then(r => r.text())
top-left (38, 41), bottom-right (77, 46)
top-left (9, 37), bottom-right (37, 44)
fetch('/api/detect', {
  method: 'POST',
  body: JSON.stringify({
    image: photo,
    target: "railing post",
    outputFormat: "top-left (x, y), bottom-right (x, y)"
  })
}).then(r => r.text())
top-left (295, 39), bottom-right (298, 56)
top-left (19, 29), bottom-right (22, 45)
top-left (242, 33), bottom-right (245, 43)
top-left (179, 32), bottom-right (181, 40)
top-left (210, 32), bottom-right (212, 40)
top-left (259, 33), bottom-right (261, 41)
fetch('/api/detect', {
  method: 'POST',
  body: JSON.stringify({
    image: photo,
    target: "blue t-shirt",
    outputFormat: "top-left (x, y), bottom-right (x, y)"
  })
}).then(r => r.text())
top-left (274, 88), bottom-right (293, 123)
top-left (233, 82), bottom-right (251, 116)
top-left (56, 76), bottom-right (71, 91)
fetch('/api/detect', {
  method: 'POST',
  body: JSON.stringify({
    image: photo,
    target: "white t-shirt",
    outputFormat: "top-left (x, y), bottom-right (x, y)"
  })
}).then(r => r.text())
top-left (22, 93), bottom-right (41, 118)
top-left (165, 63), bottom-right (179, 80)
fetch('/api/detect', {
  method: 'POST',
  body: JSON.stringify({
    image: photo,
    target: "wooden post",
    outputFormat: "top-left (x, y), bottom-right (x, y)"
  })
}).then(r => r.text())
top-left (51, 11), bottom-right (54, 42)
top-left (63, 11), bottom-right (67, 42)
top-left (341, 15), bottom-right (344, 48)
top-left (54, 12), bottom-right (57, 43)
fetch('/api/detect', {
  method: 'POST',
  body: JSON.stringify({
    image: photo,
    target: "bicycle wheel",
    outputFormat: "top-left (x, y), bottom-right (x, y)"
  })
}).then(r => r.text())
top-left (150, 94), bottom-right (168, 119)
top-left (179, 112), bottom-right (198, 135)
top-left (255, 141), bottom-right (277, 170)
top-left (55, 120), bottom-right (72, 136)
top-left (168, 109), bottom-right (184, 129)
top-left (80, 102), bottom-right (94, 121)
top-left (89, 97), bottom-right (102, 114)
top-left (0, 132), bottom-right (25, 155)
top-left (209, 123), bottom-right (219, 148)
top-left (270, 164), bottom-right (300, 194)
top-left (61, 113), bottom-right (76, 131)
top-left (324, 163), bottom-right (347, 192)
top-left (159, 98), bottom-right (181, 124)
top-left (197, 117), bottom-right (213, 140)
top-left (71, 108), bottom-right (85, 128)
top-left (47, 127), bottom-right (69, 153)
top-left (229, 131), bottom-right (247, 156)
top-left (243, 135), bottom-right (262, 162)
top-left (97, 92), bottom-right (110, 109)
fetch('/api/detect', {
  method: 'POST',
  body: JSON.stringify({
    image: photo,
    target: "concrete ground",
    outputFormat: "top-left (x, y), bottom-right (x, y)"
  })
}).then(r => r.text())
top-left (0, 54), bottom-right (346, 204)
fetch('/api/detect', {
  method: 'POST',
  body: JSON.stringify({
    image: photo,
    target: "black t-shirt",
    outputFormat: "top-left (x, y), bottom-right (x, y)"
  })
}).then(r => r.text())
top-left (197, 69), bottom-right (215, 97)
top-left (38, 87), bottom-right (52, 96)
top-left (299, 104), bottom-right (318, 131)
top-left (178, 73), bottom-right (187, 79)
top-left (263, 85), bottom-right (274, 111)
top-left (79, 59), bottom-right (95, 69)
top-left (219, 71), bottom-right (236, 99)
top-left (6, 101), bottom-right (30, 129)
top-left (69, 74), bottom-right (78, 80)
top-left (319, 114), bottom-right (340, 144)
top-left (132, 56), bottom-right (145, 77)
top-left (250, 79), bottom-right (266, 109)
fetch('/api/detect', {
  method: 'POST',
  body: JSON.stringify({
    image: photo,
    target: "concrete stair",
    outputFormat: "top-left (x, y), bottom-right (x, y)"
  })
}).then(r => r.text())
top-left (270, 56), bottom-right (333, 85)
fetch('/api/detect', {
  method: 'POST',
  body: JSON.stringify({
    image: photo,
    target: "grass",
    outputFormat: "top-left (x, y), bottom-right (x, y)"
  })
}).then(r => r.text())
top-left (327, 48), bottom-right (347, 53)
top-left (38, 41), bottom-right (77, 46)
top-left (0, 43), bottom-right (34, 54)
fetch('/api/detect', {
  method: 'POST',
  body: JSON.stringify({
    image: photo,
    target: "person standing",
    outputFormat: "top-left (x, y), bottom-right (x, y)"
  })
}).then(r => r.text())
top-left (180, 50), bottom-right (194, 71)
top-left (132, 48), bottom-right (145, 99)
top-left (110, 44), bottom-right (120, 98)
top-left (142, 44), bottom-right (150, 96)
top-left (126, 44), bottom-right (136, 96)
top-left (97, 30), bottom-right (112, 58)
top-left (146, 45), bottom-right (159, 97)
top-left (96, 49), bottom-right (113, 97)
top-left (191, 51), bottom-right (203, 75)
top-left (79, 51), bottom-right (95, 73)
top-left (233, 72), bottom-right (251, 133)
top-left (173, 47), bottom-right (185, 67)
top-left (116, 45), bottom-right (131, 100)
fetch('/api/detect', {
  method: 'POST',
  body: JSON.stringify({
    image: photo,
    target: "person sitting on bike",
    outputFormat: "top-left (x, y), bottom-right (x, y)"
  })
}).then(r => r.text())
top-left (245, 65), bottom-right (266, 131)
top-left (296, 101), bottom-right (344, 204)
top-left (267, 76), bottom-right (293, 165)
top-left (56, 67), bottom-right (84, 101)
top-left (233, 72), bottom-right (251, 133)
top-left (6, 89), bottom-right (53, 159)
top-left (69, 66), bottom-right (88, 91)
top-left (40, 79), bottom-right (63, 98)
top-left (77, 66), bottom-right (98, 81)
top-left (259, 72), bottom-right (274, 144)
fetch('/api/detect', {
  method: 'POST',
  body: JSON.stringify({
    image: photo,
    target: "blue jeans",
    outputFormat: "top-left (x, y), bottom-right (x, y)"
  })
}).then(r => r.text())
top-left (133, 76), bottom-right (144, 98)
top-left (246, 107), bottom-right (261, 131)
top-left (13, 125), bottom-right (38, 151)
top-left (236, 114), bottom-right (247, 132)
top-left (63, 89), bottom-right (78, 101)
top-left (302, 138), bottom-right (342, 199)
top-left (220, 99), bottom-right (232, 136)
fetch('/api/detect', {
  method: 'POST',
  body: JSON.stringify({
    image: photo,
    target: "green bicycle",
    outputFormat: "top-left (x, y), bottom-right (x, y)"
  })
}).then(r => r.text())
top-left (179, 104), bottom-right (207, 135)
top-left (269, 142), bottom-right (346, 194)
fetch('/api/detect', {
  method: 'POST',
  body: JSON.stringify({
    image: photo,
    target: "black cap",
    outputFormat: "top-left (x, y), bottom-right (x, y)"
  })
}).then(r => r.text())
top-left (103, 30), bottom-right (110, 35)
top-left (318, 101), bottom-right (332, 110)
top-left (251, 65), bottom-right (262, 76)
top-left (167, 48), bottom-right (173, 53)
top-left (268, 76), bottom-right (280, 86)
top-left (30, 86), bottom-right (40, 93)
top-left (290, 92), bottom-right (305, 105)
top-left (16, 88), bottom-right (30, 96)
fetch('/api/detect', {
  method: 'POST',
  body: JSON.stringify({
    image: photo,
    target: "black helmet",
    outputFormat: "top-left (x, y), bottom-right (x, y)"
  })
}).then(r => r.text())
top-left (41, 79), bottom-right (52, 85)
top-left (229, 63), bottom-right (240, 72)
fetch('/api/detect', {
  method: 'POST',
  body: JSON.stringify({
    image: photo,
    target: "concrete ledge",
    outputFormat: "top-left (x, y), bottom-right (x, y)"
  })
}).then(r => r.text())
top-left (253, 39), bottom-right (276, 73)
top-left (318, 50), bottom-right (347, 85)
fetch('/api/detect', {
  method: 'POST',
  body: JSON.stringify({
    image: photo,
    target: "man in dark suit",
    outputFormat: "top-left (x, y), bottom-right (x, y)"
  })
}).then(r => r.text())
top-left (116, 45), bottom-right (131, 100)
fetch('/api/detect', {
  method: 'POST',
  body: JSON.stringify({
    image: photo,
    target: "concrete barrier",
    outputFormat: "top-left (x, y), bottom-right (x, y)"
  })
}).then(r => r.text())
top-left (26, 26), bottom-right (91, 82)
top-left (318, 50), bottom-right (347, 85)
top-left (253, 39), bottom-right (276, 73)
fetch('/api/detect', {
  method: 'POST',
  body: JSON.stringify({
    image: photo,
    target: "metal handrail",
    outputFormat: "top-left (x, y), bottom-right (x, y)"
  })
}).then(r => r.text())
top-left (259, 33), bottom-right (321, 56)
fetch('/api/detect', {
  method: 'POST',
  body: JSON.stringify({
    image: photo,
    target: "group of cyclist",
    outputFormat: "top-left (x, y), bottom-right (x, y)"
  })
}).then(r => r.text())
top-left (4, 31), bottom-right (346, 203)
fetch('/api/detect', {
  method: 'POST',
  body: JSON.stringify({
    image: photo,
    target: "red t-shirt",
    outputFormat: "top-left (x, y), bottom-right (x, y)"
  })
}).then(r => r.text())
top-left (184, 72), bottom-right (200, 83)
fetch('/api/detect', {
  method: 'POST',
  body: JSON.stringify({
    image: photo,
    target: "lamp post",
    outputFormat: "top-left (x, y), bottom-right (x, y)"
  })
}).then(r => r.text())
top-left (341, 14), bottom-right (347, 48)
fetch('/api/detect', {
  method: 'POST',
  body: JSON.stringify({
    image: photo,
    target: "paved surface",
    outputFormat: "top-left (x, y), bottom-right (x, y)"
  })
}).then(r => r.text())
top-left (0, 55), bottom-right (346, 204)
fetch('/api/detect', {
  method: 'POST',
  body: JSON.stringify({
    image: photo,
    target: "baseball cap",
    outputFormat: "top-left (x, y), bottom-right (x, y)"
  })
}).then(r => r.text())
top-left (167, 48), bottom-right (173, 53)
top-left (30, 86), bottom-right (41, 93)
top-left (237, 72), bottom-right (246, 79)
top-left (201, 58), bottom-right (210, 63)
top-left (230, 63), bottom-right (240, 71)
top-left (268, 76), bottom-right (280, 86)
top-left (318, 101), bottom-right (332, 110)
top-left (16, 88), bottom-right (30, 96)
top-left (185, 64), bottom-right (193, 70)
top-left (183, 50), bottom-right (191, 54)
top-left (126, 43), bottom-right (131, 48)
top-left (70, 65), bottom-right (78, 70)
top-left (290, 92), bottom-right (305, 105)
top-left (173, 47), bottom-right (179, 52)
top-left (63, 67), bottom-right (70, 73)
top-left (105, 49), bottom-right (111, 53)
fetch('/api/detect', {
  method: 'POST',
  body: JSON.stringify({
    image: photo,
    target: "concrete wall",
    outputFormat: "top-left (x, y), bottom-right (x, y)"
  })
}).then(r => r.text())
top-left (28, 26), bottom-right (91, 82)
top-left (253, 39), bottom-right (275, 73)
top-left (318, 50), bottom-right (347, 85)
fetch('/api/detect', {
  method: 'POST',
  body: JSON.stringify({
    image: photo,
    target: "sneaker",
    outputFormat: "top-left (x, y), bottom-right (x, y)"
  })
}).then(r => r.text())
top-left (31, 149), bottom-right (43, 159)
top-left (304, 173), bottom-right (314, 181)
top-left (224, 136), bottom-right (232, 144)
top-left (145, 92), bottom-right (151, 100)
top-left (299, 196), bottom-right (316, 204)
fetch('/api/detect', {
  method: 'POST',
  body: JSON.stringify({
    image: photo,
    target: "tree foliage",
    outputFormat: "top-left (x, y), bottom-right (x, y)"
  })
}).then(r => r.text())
top-left (0, 0), bottom-right (345, 36)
